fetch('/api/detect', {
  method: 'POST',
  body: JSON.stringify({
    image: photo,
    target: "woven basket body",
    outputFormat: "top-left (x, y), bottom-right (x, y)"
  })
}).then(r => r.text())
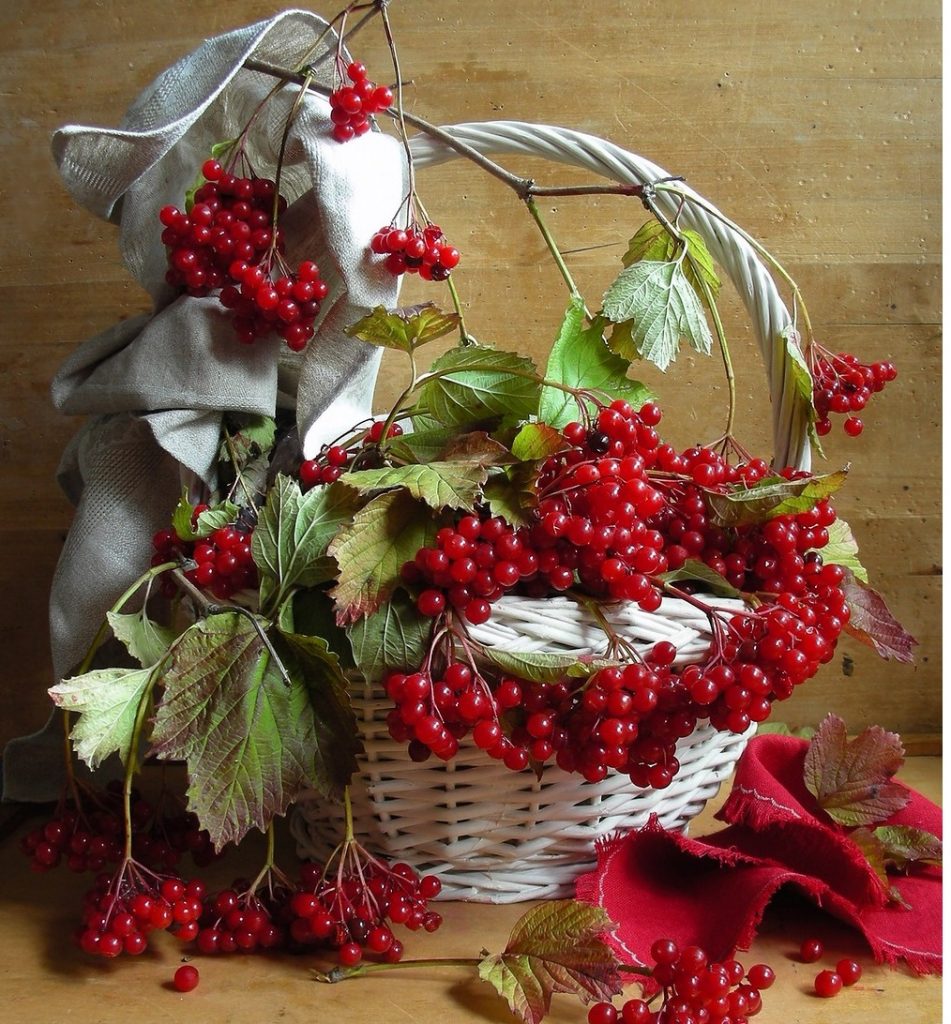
top-left (291, 122), bottom-right (808, 902)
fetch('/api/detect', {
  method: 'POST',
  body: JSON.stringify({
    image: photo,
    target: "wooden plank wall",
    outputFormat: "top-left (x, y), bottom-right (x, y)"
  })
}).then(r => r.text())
top-left (0, 1), bottom-right (940, 751)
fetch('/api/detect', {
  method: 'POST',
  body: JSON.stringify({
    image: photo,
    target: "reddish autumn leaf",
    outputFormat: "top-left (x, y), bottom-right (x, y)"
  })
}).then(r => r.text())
top-left (477, 900), bottom-right (623, 1024)
top-left (840, 569), bottom-right (917, 663)
top-left (803, 713), bottom-right (909, 827)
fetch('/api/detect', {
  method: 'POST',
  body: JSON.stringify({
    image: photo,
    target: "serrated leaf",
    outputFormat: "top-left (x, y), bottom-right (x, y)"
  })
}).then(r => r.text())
top-left (220, 414), bottom-right (276, 469)
top-left (511, 423), bottom-right (567, 462)
top-left (340, 461), bottom-right (487, 512)
top-left (172, 496), bottom-right (242, 542)
top-left (622, 221), bottom-right (721, 299)
top-left (840, 569), bottom-right (918, 663)
top-left (107, 610), bottom-right (178, 668)
top-left (704, 469), bottom-right (848, 528)
top-left (781, 327), bottom-right (823, 456)
top-left (803, 713), bottom-right (909, 826)
top-left (659, 559), bottom-right (744, 599)
top-left (849, 826), bottom-right (897, 899)
top-left (538, 299), bottom-right (654, 430)
top-left (329, 490), bottom-right (439, 624)
top-left (872, 824), bottom-right (943, 870)
top-left (483, 462), bottom-right (540, 527)
top-left (602, 260), bottom-right (713, 371)
top-left (50, 665), bottom-right (155, 769)
top-left (419, 346), bottom-right (540, 428)
top-left (252, 476), bottom-right (361, 616)
top-left (383, 427), bottom-right (463, 465)
top-left (346, 591), bottom-right (433, 684)
top-left (345, 303), bottom-right (460, 353)
top-left (440, 431), bottom-right (517, 465)
top-left (482, 648), bottom-right (615, 684)
top-left (819, 518), bottom-right (868, 583)
top-left (150, 613), bottom-right (358, 849)
top-left (477, 900), bottom-right (623, 1024)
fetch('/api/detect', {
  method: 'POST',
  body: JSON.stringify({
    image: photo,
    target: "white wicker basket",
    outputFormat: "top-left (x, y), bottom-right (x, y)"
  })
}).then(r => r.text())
top-left (291, 121), bottom-right (808, 902)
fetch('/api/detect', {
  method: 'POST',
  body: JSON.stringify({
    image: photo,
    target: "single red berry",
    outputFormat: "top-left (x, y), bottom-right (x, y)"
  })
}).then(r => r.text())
top-left (800, 937), bottom-right (824, 963)
top-left (814, 969), bottom-right (843, 998)
top-left (173, 965), bottom-right (200, 992)
top-left (587, 1002), bottom-right (618, 1024)
top-left (836, 958), bottom-right (862, 985)
top-left (843, 416), bottom-right (864, 436)
top-left (746, 963), bottom-right (776, 989)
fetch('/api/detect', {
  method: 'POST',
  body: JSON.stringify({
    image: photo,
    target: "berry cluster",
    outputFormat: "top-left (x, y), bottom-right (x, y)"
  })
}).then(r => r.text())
top-left (151, 514), bottom-right (258, 601)
top-left (370, 223), bottom-right (460, 280)
top-left (586, 939), bottom-right (774, 1024)
top-left (810, 348), bottom-right (897, 438)
top-left (21, 804), bottom-right (122, 874)
top-left (285, 854), bottom-right (442, 966)
top-left (159, 160), bottom-right (328, 350)
top-left (299, 420), bottom-right (404, 490)
top-left (193, 882), bottom-right (286, 955)
top-left (329, 61), bottom-right (394, 143)
top-left (392, 398), bottom-right (852, 789)
top-left (77, 865), bottom-right (206, 958)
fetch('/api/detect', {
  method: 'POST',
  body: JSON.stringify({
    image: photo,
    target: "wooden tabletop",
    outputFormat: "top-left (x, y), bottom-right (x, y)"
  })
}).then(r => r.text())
top-left (0, 757), bottom-right (939, 1024)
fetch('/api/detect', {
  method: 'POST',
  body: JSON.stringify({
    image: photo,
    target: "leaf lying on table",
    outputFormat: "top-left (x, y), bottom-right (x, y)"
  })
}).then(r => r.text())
top-left (478, 901), bottom-right (623, 1024)
top-left (150, 612), bottom-right (359, 849)
top-left (803, 713), bottom-right (908, 827)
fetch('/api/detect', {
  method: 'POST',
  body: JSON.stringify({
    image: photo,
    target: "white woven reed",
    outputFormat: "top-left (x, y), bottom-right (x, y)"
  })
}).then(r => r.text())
top-left (292, 122), bottom-right (809, 901)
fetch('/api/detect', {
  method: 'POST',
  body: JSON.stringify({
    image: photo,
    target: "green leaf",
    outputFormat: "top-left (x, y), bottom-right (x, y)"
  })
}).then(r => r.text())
top-left (658, 560), bottom-right (744, 600)
top-left (819, 518), bottom-right (868, 583)
top-left (184, 138), bottom-right (235, 210)
top-left (781, 327), bottom-right (823, 456)
top-left (482, 649), bottom-right (615, 684)
top-left (171, 495), bottom-right (242, 542)
top-left (872, 824), bottom-right (943, 870)
top-left (289, 587), bottom-right (355, 670)
top-left (703, 470), bottom-right (848, 528)
top-left (622, 221), bottom-right (721, 300)
top-left (803, 713), bottom-right (909, 827)
top-left (150, 612), bottom-right (359, 849)
top-left (418, 346), bottom-right (540, 428)
top-left (329, 490), bottom-right (439, 624)
top-left (252, 476), bottom-right (361, 615)
top-left (602, 260), bottom-right (713, 371)
top-left (440, 431), bottom-right (517, 465)
top-left (340, 461), bottom-right (487, 512)
top-left (511, 422), bottom-right (567, 462)
top-left (477, 900), bottom-right (623, 1024)
top-left (346, 591), bottom-right (433, 684)
top-left (50, 665), bottom-right (155, 770)
top-left (383, 427), bottom-right (463, 465)
top-left (345, 303), bottom-right (460, 353)
top-left (840, 569), bottom-right (918, 663)
top-left (220, 414), bottom-right (277, 468)
top-left (483, 462), bottom-right (541, 527)
top-left (107, 610), bottom-right (178, 668)
top-left (538, 299), bottom-right (654, 430)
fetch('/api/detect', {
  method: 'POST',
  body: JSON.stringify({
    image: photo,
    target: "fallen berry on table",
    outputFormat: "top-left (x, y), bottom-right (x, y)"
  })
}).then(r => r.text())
top-left (173, 964), bottom-right (200, 992)
top-left (799, 937), bottom-right (824, 963)
top-left (814, 969), bottom-right (843, 998)
top-left (836, 958), bottom-right (862, 985)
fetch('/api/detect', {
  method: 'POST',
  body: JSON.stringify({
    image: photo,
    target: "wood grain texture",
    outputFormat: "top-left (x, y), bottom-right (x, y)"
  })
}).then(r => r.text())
top-left (0, 0), bottom-right (940, 749)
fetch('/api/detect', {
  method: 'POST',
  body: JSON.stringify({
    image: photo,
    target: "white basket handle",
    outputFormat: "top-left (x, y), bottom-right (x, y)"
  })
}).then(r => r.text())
top-left (409, 121), bottom-right (810, 472)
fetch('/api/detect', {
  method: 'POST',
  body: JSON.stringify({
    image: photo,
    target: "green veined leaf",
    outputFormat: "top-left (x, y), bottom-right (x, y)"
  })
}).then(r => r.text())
top-left (219, 414), bottom-right (277, 469)
top-left (622, 220), bottom-right (721, 299)
top-left (340, 461), bottom-right (488, 512)
top-left (872, 824), bottom-right (943, 870)
top-left (346, 592), bottom-right (434, 685)
top-left (658, 560), bottom-right (744, 599)
top-left (483, 462), bottom-right (541, 527)
top-left (602, 260), bottom-right (713, 371)
top-left (703, 469), bottom-right (848, 528)
top-left (329, 490), bottom-right (440, 624)
top-left (819, 518), bottom-right (868, 583)
top-left (511, 422), bottom-right (567, 462)
top-left (107, 609), bottom-right (178, 668)
top-left (482, 649), bottom-right (617, 684)
top-left (345, 303), bottom-right (460, 353)
top-left (171, 495), bottom-right (242, 542)
top-left (252, 476), bottom-right (361, 616)
top-left (50, 665), bottom-right (156, 770)
top-left (418, 346), bottom-right (541, 428)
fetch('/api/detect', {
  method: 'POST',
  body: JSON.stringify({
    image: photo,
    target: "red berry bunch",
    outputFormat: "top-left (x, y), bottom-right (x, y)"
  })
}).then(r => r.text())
top-left (194, 883), bottom-right (286, 955)
top-left (329, 61), bottom-right (394, 142)
top-left (151, 516), bottom-right (258, 601)
top-left (586, 940), bottom-right (774, 1024)
top-left (810, 348), bottom-right (897, 437)
top-left (286, 854), bottom-right (442, 966)
top-left (159, 159), bottom-right (328, 350)
top-left (21, 803), bottom-right (123, 874)
top-left (77, 866), bottom-right (205, 958)
top-left (299, 420), bottom-right (404, 490)
top-left (370, 222), bottom-right (461, 280)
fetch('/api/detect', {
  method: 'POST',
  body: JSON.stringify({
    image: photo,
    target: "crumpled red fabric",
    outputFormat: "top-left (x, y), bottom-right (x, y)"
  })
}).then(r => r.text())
top-left (575, 734), bottom-right (941, 975)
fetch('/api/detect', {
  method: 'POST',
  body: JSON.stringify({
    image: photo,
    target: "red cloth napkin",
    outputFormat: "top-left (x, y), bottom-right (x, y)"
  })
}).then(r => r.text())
top-left (576, 735), bottom-right (941, 975)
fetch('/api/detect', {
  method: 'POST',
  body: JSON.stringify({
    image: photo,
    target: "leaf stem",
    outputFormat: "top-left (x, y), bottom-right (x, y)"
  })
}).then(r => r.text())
top-left (444, 275), bottom-right (473, 346)
top-left (694, 269), bottom-right (736, 440)
top-left (316, 956), bottom-right (482, 983)
top-left (248, 820), bottom-right (278, 894)
top-left (525, 197), bottom-right (581, 301)
top-left (343, 785), bottom-right (356, 843)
